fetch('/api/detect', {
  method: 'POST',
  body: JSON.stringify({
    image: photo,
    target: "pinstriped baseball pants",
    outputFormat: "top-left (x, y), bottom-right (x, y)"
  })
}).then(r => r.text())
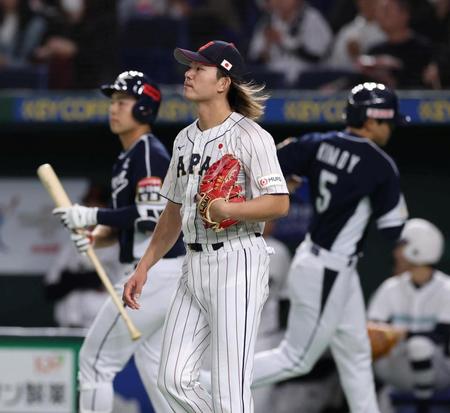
top-left (157, 236), bottom-right (270, 412)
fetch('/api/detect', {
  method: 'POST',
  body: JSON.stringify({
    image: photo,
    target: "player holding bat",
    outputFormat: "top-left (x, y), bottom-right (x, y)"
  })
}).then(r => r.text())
top-left (53, 70), bottom-right (185, 413)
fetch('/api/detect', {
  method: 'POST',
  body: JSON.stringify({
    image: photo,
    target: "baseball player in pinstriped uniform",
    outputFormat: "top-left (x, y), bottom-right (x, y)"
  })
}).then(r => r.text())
top-left (368, 218), bottom-right (450, 403)
top-left (53, 71), bottom-right (185, 413)
top-left (123, 40), bottom-right (289, 412)
top-left (251, 83), bottom-right (409, 413)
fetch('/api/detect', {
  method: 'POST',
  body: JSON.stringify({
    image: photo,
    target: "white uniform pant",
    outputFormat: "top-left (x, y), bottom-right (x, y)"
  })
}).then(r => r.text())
top-left (78, 256), bottom-right (183, 413)
top-left (253, 240), bottom-right (380, 413)
top-left (157, 235), bottom-right (269, 413)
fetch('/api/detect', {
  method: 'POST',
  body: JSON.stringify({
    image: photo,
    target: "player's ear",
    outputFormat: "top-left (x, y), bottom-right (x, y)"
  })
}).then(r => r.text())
top-left (365, 118), bottom-right (377, 133)
top-left (217, 75), bottom-right (231, 94)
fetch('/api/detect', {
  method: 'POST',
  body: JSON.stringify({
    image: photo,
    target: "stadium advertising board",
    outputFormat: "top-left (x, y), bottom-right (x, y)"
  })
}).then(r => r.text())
top-left (1, 90), bottom-right (449, 125)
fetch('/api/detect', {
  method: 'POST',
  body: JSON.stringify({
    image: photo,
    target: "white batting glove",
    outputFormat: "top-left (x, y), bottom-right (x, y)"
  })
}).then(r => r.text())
top-left (53, 204), bottom-right (98, 229)
top-left (70, 232), bottom-right (92, 254)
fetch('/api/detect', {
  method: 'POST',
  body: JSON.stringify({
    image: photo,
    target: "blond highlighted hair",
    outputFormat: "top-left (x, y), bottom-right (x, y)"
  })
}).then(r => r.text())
top-left (218, 71), bottom-right (270, 121)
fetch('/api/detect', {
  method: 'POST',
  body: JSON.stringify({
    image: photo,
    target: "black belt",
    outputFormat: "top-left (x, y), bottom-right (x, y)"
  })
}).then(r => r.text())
top-left (187, 233), bottom-right (261, 252)
top-left (188, 242), bottom-right (223, 252)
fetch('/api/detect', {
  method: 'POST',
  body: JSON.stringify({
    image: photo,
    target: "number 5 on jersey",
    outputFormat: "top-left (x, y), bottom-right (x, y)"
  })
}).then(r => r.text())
top-left (316, 169), bottom-right (338, 213)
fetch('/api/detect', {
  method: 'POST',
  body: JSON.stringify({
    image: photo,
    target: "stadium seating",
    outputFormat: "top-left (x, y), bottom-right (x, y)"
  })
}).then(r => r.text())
top-left (119, 16), bottom-right (188, 84)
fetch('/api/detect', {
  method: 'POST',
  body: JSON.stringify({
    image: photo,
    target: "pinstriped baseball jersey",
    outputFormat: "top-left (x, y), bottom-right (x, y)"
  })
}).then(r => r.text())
top-left (161, 112), bottom-right (288, 243)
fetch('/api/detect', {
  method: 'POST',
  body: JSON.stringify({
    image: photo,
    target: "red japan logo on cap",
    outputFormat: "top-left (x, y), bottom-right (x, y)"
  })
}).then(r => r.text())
top-left (221, 59), bottom-right (233, 71)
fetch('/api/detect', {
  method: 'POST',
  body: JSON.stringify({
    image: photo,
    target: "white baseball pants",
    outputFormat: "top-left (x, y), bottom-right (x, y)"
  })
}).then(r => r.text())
top-left (157, 235), bottom-right (269, 413)
top-left (252, 239), bottom-right (380, 413)
top-left (78, 256), bottom-right (183, 413)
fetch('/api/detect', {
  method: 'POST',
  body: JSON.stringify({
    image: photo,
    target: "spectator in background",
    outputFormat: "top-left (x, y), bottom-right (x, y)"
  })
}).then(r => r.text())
top-left (307, 0), bottom-right (333, 16)
top-left (326, 0), bottom-right (357, 33)
top-left (248, 0), bottom-right (332, 86)
top-left (433, 0), bottom-right (450, 35)
top-left (180, 0), bottom-right (242, 49)
top-left (119, 0), bottom-right (170, 20)
top-left (43, 184), bottom-right (123, 328)
top-left (0, 0), bottom-right (46, 68)
top-left (34, 0), bottom-right (117, 89)
top-left (119, 0), bottom-right (242, 59)
top-left (33, 0), bottom-right (83, 88)
top-left (326, 0), bottom-right (386, 71)
top-left (423, 0), bottom-right (450, 88)
top-left (118, 0), bottom-right (191, 22)
top-left (357, 0), bottom-right (432, 89)
top-left (408, 0), bottom-right (441, 43)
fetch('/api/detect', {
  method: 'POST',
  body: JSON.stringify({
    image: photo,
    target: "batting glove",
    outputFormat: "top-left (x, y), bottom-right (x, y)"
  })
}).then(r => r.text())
top-left (70, 232), bottom-right (93, 254)
top-left (53, 204), bottom-right (98, 229)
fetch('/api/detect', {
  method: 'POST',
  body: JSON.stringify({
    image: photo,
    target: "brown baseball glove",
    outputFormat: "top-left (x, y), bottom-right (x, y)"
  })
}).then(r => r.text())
top-left (367, 321), bottom-right (406, 360)
top-left (197, 154), bottom-right (245, 232)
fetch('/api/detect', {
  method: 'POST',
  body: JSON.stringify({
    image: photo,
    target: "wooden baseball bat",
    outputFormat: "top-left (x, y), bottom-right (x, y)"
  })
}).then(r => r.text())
top-left (37, 163), bottom-right (142, 341)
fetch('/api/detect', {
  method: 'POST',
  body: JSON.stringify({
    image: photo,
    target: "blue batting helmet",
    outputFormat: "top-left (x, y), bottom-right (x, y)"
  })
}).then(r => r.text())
top-left (101, 71), bottom-right (161, 125)
top-left (345, 82), bottom-right (409, 128)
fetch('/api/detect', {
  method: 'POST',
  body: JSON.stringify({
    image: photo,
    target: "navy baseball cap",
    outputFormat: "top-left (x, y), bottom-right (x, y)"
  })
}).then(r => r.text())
top-left (174, 40), bottom-right (246, 80)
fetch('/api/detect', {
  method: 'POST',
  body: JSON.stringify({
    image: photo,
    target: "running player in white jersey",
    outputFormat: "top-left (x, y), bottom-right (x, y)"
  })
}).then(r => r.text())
top-left (368, 218), bottom-right (450, 403)
top-left (123, 40), bottom-right (289, 413)
top-left (53, 71), bottom-right (185, 413)
top-left (251, 83), bottom-right (409, 413)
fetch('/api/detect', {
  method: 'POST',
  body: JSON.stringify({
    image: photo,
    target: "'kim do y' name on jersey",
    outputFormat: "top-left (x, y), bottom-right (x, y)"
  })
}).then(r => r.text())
top-left (278, 130), bottom-right (408, 256)
top-left (97, 133), bottom-right (184, 263)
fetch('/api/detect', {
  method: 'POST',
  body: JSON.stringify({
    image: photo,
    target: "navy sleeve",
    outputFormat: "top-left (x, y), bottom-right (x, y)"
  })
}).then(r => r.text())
top-left (277, 134), bottom-right (319, 177)
top-left (370, 167), bottom-right (401, 219)
top-left (97, 205), bottom-right (139, 229)
top-left (369, 157), bottom-right (408, 241)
